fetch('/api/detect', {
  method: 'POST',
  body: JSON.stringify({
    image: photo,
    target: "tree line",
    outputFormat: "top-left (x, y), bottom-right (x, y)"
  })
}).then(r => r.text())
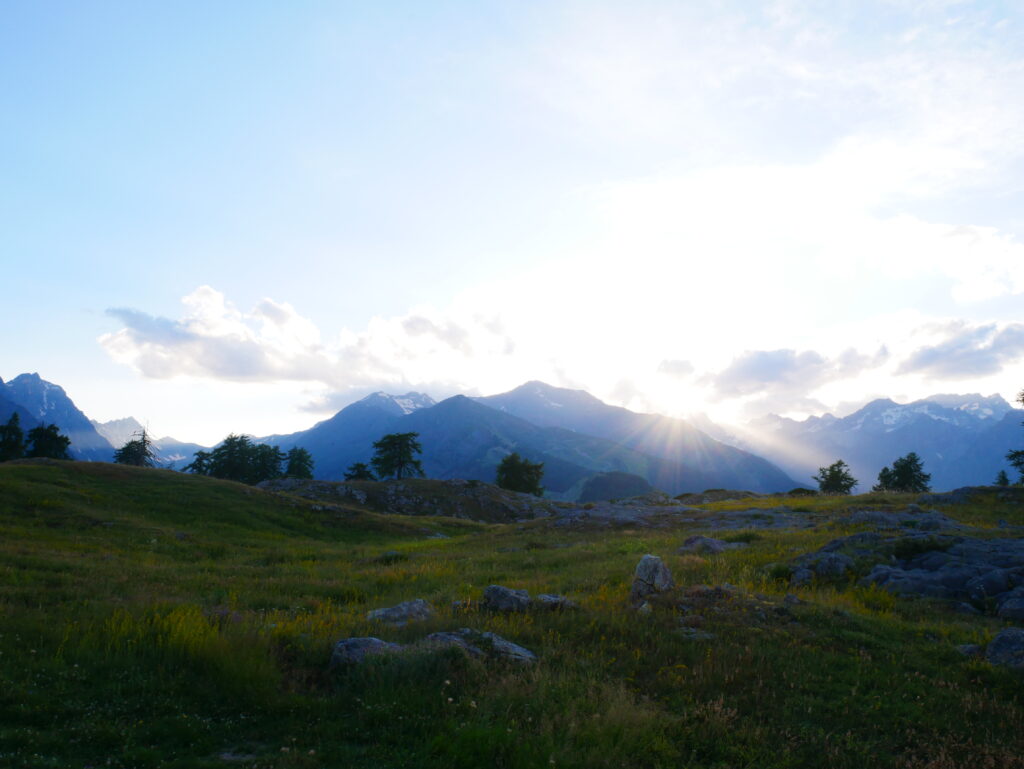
top-left (339, 431), bottom-right (545, 496)
top-left (0, 413), bottom-right (71, 461)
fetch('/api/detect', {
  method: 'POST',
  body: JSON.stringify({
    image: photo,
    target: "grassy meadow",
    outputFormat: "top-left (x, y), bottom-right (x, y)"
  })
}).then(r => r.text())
top-left (1, 460), bottom-right (1022, 768)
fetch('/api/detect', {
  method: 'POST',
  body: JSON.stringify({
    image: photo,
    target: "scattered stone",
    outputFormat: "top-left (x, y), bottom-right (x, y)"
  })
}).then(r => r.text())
top-left (330, 637), bottom-right (402, 666)
top-left (367, 598), bottom-right (433, 627)
top-left (953, 602), bottom-right (982, 615)
top-left (630, 555), bottom-right (674, 605)
top-left (790, 568), bottom-right (813, 587)
top-left (793, 551), bottom-right (855, 579)
top-left (422, 628), bottom-right (536, 664)
top-left (679, 614), bottom-right (705, 627)
top-left (956, 643), bottom-right (984, 658)
top-left (783, 593), bottom-right (802, 606)
top-left (636, 601), bottom-right (653, 615)
top-left (677, 536), bottom-right (747, 555)
top-left (985, 627), bottom-right (1024, 670)
top-left (482, 585), bottom-right (532, 612)
top-left (535, 593), bottom-right (578, 610)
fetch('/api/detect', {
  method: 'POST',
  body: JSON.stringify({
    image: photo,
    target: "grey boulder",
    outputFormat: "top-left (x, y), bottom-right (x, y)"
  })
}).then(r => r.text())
top-left (422, 628), bottom-right (536, 663)
top-left (630, 554), bottom-right (674, 605)
top-left (367, 598), bottom-right (433, 626)
top-left (330, 637), bottom-right (402, 666)
top-left (482, 585), bottom-right (532, 612)
top-left (985, 627), bottom-right (1024, 669)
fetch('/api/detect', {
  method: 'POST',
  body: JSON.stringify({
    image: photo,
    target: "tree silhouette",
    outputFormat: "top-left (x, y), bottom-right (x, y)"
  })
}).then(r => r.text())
top-left (371, 432), bottom-right (424, 480)
top-left (26, 424), bottom-right (72, 460)
top-left (0, 412), bottom-right (26, 461)
top-left (874, 452), bottom-right (931, 493)
top-left (285, 447), bottom-right (314, 479)
top-left (495, 452), bottom-right (544, 496)
top-left (995, 469), bottom-right (1011, 487)
top-left (813, 459), bottom-right (857, 495)
top-left (113, 429), bottom-right (157, 467)
top-left (1008, 388), bottom-right (1024, 484)
top-left (344, 462), bottom-right (376, 481)
top-left (183, 435), bottom-right (290, 484)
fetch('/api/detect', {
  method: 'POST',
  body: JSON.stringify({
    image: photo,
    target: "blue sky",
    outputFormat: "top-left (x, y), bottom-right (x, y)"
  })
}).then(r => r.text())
top-left (3, 1), bottom-right (1024, 444)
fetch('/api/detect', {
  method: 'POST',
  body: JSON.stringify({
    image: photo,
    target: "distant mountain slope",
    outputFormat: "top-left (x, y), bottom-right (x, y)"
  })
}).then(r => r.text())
top-left (738, 393), bottom-right (1022, 491)
top-left (91, 416), bottom-right (205, 470)
top-left (2, 373), bottom-right (112, 460)
top-left (266, 391), bottom-right (723, 498)
top-left (0, 377), bottom-right (38, 429)
top-left (477, 381), bottom-right (799, 493)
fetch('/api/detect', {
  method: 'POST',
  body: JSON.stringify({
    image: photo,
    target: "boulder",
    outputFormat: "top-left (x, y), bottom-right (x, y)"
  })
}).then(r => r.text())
top-left (630, 554), bottom-right (674, 605)
top-left (985, 627), bottom-right (1024, 669)
top-left (367, 598), bottom-right (433, 627)
top-left (422, 628), bottom-right (536, 663)
top-left (793, 551), bottom-right (854, 580)
top-left (482, 585), bottom-right (532, 612)
top-left (535, 593), bottom-right (578, 610)
top-left (330, 637), bottom-right (402, 666)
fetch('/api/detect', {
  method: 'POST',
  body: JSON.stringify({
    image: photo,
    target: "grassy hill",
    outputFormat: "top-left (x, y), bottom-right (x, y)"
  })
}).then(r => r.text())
top-left (1, 460), bottom-right (1023, 768)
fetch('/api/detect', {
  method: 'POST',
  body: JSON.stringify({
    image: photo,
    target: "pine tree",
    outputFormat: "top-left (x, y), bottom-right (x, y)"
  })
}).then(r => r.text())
top-left (26, 424), bottom-right (72, 460)
top-left (495, 452), bottom-right (545, 496)
top-left (1008, 389), bottom-right (1024, 484)
top-left (285, 447), bottom-right (314, 479)
top-left (184, 450), bottom-right (211, 475)
top-left (813, 460), bottom-right (858, 495)
top-left (370, 432), bottom-right (424, 480)
top-left (113, 429), bottom-right (157, 467)
top-left (875, 452), bottom-right (931, 493)
top-left (343, 462), bottom-right (376, 481)
top-left (995, 469), bottom-right (1011, 487)
top-left (0, 412), bottom-right (26, 461)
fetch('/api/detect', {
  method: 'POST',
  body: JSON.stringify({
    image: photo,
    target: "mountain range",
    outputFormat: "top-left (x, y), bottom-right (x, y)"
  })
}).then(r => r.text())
top-left (2, 371), bottom-right (1021, 497)
top-left (706, 393), bottom-right (1023, 492)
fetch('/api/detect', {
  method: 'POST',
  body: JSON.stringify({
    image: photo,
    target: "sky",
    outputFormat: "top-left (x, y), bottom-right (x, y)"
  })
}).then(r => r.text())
top-left (3, 0), bottom-right (1024, 445)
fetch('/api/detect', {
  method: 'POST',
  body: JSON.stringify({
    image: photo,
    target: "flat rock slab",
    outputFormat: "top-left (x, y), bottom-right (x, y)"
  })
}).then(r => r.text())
top-left (422, 628), bottom-right (537, 664)
top-left (861, 537), bottom-right (1024, 605)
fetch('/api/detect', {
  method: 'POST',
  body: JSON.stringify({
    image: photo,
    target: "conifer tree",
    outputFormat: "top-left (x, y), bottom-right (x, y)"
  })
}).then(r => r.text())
top-left (285, 447), bottom-right (315, 479)
top-left (370, 432), bottom-right (424, 479)
top-left (26, 424), bottom-right (72, 460)
top-left (113, 429), bottom-right (157, 467)
top-left (495, 452), bottom-right (545, 496)
top-left (0, 412), bottom-right (26, 461)
top-left (813, 459), bottom-right (858, 495)
top-left (343, 462), bottom-right (376, 481)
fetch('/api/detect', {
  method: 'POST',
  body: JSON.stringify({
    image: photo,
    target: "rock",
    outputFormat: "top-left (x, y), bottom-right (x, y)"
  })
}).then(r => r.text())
top-left (985, 627), bottom-right (1024, 669)
top-left (997, 597), bottom-right (1024, 621)
top-left (630, 554), bottom-right (674, 605)
top-left (956, 643), bottom-right (983, 658)
top-left (482, 585), bottom-right (532, 612)
top-left (367, 598), bottom-right (433, 627)
top-left (422, 628), bottom-right (536, 663)
top-left (790, 568), bottom-right (813, 587)
top-left (783, 593), bottom-right (802, 606)
top-left (535, 593), bottom-right (578, 610)
top-left (793, 551), bottom-right (854, 579)
top-left (330, 637), bottom-right (402, 666)
top-left (677, 536), bottom-right (746, 555)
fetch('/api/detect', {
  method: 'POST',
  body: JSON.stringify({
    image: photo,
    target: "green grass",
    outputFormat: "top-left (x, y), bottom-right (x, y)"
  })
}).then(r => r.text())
top-left (1, 460), bottom-right (1023, 767)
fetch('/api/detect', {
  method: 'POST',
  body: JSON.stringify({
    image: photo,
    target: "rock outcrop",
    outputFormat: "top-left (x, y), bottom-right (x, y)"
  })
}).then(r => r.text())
top-left (630, 554), bottom-right (674, 605)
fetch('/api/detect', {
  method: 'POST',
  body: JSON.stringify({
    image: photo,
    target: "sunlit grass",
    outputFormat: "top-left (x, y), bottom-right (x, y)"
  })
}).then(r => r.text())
top-left (0, 461), bottom-right (1022, 767)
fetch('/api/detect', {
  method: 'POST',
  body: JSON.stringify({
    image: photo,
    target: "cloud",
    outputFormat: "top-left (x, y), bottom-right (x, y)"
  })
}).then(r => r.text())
top-left (709, 346), bottom-right (889, 399)
top-left (657, 359), bottom-right (695, 378)
top-left (897, 322), bottom-right (1024, 379)
top-left (100, 286), bottom-right (517, 409)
